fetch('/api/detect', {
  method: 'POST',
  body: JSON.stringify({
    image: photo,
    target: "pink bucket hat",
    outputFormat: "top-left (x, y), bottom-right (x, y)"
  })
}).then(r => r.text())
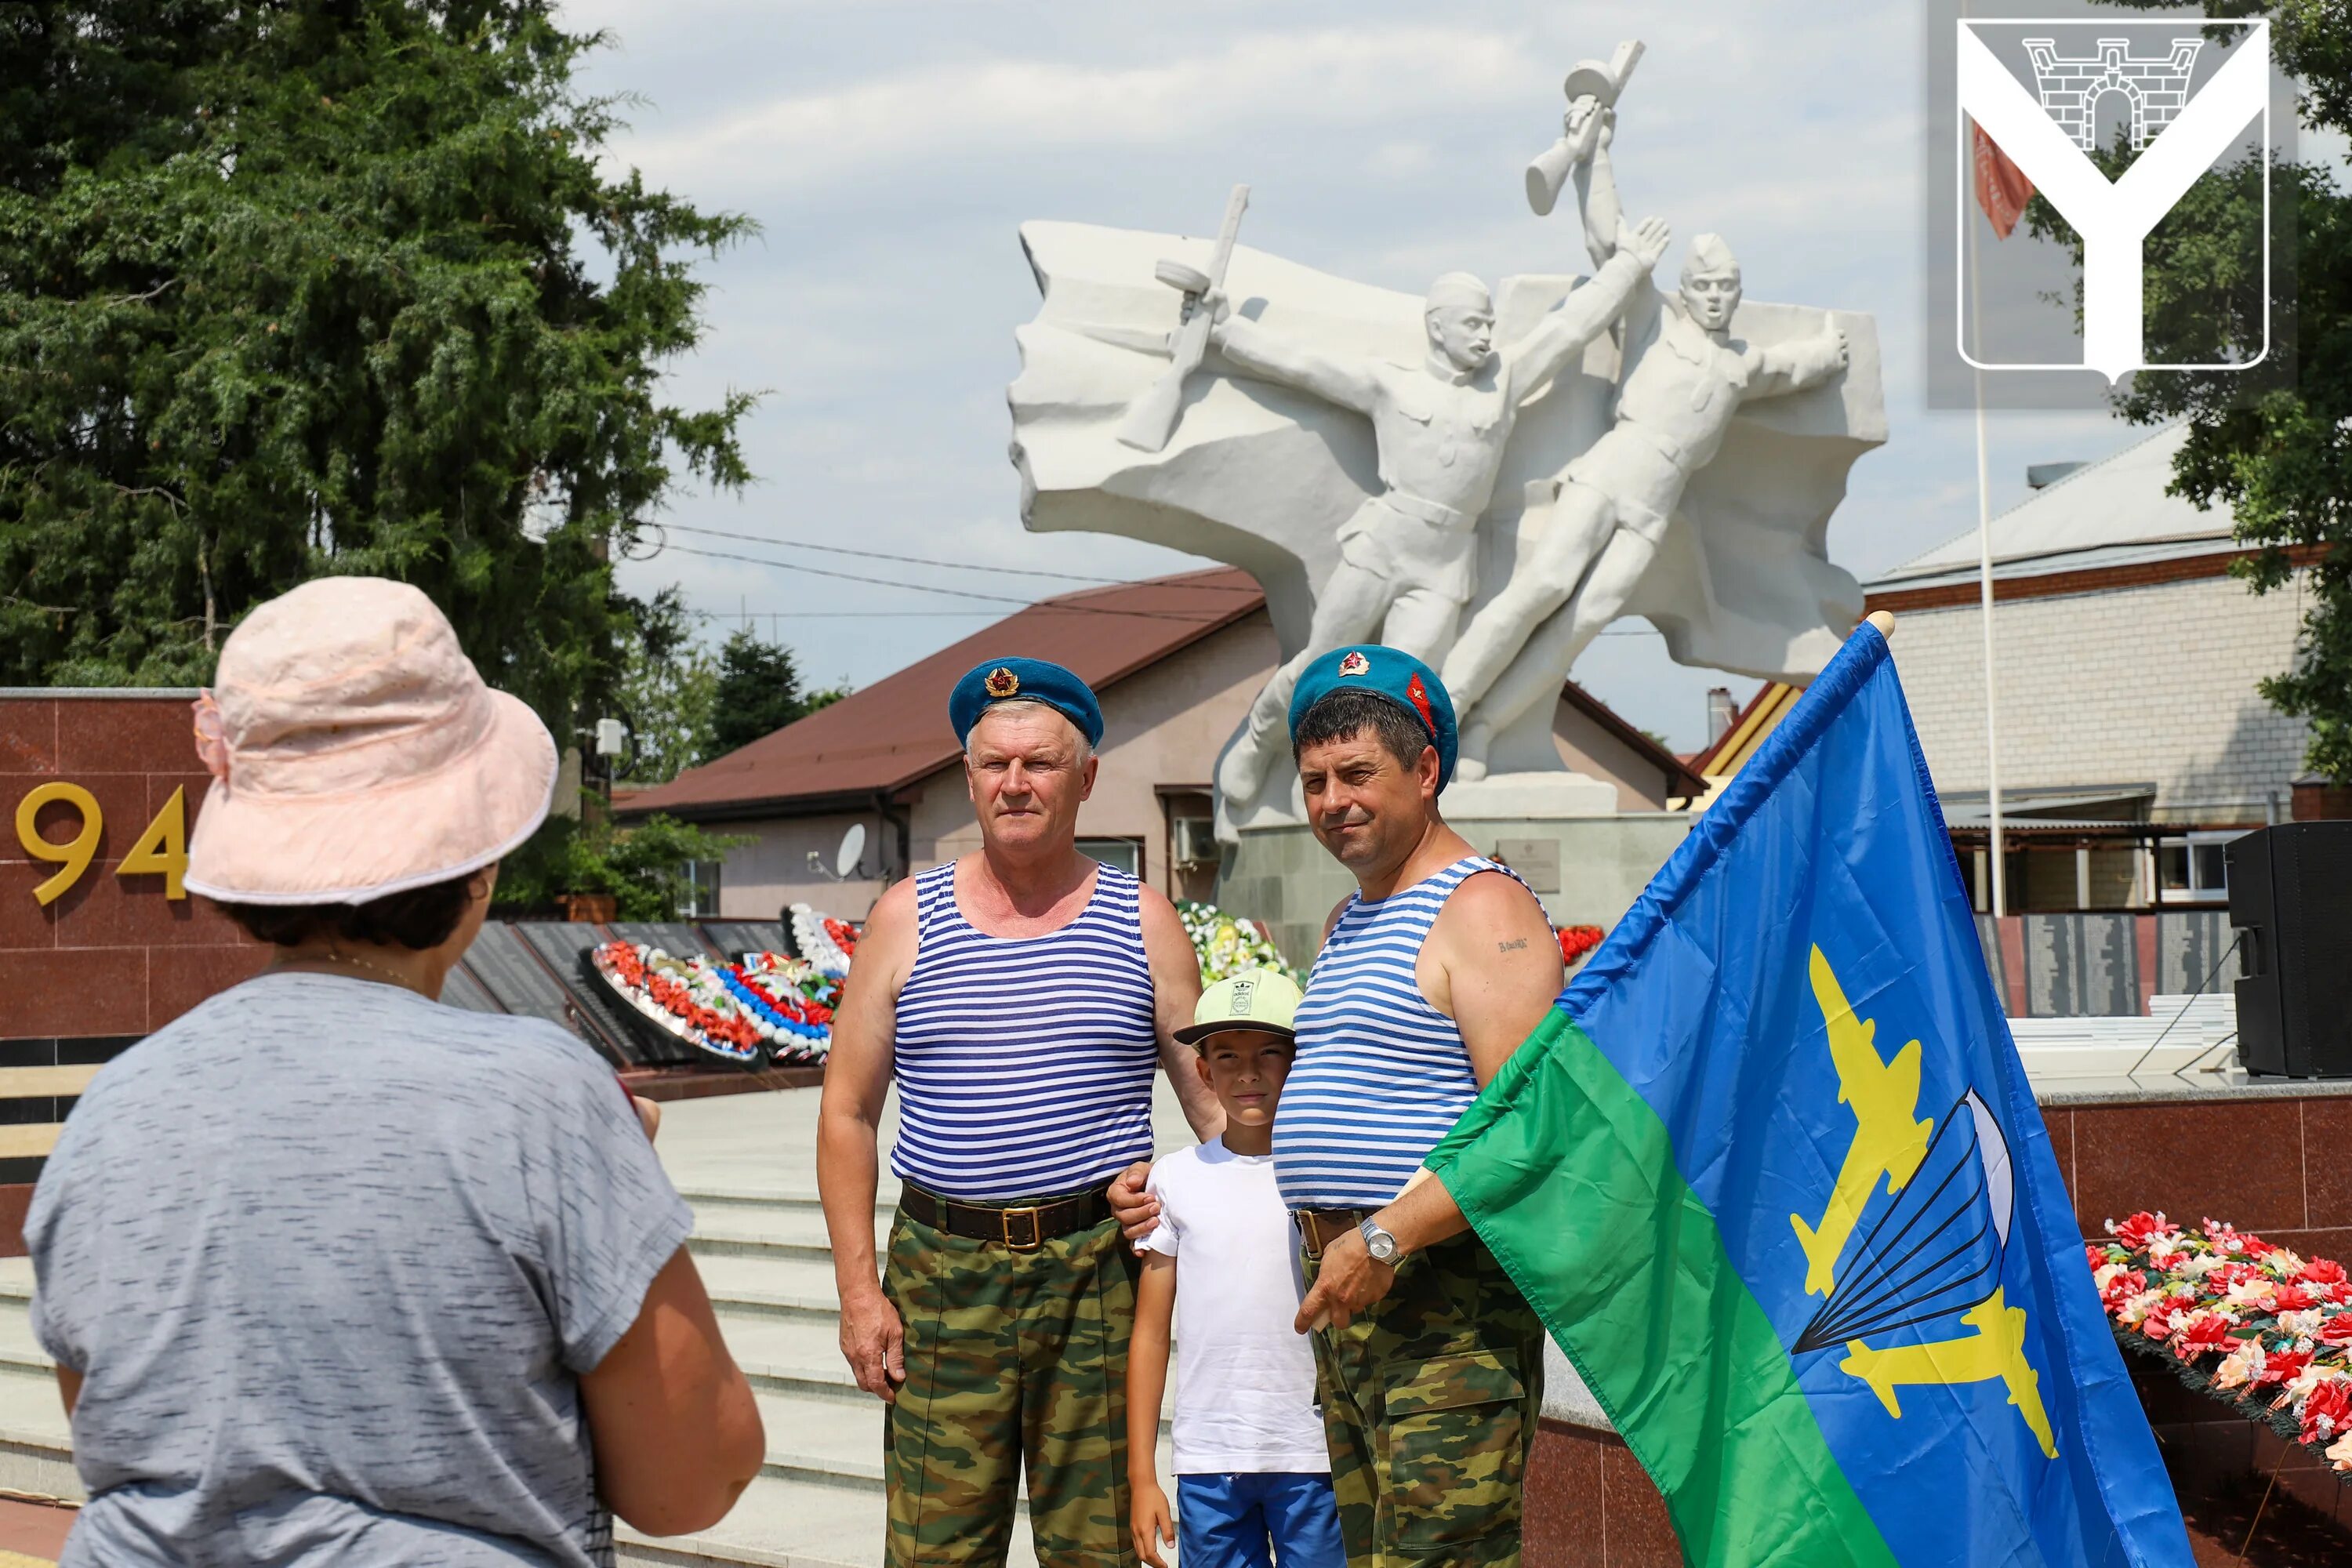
top-left (184, 577), bottom-right (558, 904)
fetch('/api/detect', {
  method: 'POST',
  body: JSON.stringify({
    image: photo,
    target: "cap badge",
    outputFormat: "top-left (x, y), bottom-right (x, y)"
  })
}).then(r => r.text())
top-left (1406, 671), bottom-right (1439, 738)
top-left (984, 666), bottom-right (1021, 698)
top-left (1338, 651), bottom-right (1371, 678)
top-left (1231, 978), bottom-right (1256, 1014)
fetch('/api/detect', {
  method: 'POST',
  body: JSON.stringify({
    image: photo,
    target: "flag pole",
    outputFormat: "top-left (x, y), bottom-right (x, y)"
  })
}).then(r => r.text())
top-left (1964, 106), bottom-right (2009, 920)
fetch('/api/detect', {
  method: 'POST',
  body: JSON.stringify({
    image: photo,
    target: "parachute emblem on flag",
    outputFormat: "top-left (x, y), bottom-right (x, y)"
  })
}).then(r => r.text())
top-left (1794, 1089), bottom-right (2010, 1353)
top-left (1791, 946), bottom-right (2059, 1458)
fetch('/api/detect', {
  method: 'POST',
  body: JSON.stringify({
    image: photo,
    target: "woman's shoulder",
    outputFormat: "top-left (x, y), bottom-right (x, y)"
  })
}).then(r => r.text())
top-left (108, 973), bottom-right (607, 1098)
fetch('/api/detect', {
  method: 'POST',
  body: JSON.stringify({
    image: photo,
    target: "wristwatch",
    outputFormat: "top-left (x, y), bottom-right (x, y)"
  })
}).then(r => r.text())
top-left (1359, 1217), bottom-right (1401, 1264)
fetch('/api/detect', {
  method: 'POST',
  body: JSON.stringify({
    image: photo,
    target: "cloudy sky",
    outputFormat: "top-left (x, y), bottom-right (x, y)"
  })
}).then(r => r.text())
top-left (565, 0), bottom-right (2162, 750)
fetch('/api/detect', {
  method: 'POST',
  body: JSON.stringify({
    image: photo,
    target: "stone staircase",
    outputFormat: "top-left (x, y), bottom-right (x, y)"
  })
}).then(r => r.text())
top-left (0, 1087), bottom-right (1185, 1567)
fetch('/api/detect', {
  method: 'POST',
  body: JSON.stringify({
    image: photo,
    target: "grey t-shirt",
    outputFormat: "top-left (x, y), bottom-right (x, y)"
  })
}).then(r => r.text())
top-left (25, 971), bottom-right (694, 1567)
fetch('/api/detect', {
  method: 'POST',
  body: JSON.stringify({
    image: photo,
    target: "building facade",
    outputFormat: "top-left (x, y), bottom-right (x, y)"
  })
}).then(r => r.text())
top-left (1864, 423), bottom-right (2310, 913)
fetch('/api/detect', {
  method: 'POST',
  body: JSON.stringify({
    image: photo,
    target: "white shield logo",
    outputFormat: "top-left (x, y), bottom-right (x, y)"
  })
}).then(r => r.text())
top-left (1956, 20), bottom-right (2270, 381)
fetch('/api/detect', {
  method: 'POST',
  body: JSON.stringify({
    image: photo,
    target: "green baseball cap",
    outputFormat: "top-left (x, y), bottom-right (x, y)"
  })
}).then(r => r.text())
top-left (1176, 968), bottom-right (1303, 1046)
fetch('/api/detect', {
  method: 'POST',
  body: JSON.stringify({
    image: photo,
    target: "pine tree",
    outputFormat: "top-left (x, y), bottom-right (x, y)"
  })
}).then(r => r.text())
top-left (707, 627), bottom-right (819, 760)
top-left (0, 0), bottom-right (757, 728)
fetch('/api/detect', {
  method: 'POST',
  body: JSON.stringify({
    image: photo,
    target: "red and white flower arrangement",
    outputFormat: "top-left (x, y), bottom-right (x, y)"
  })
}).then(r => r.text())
top-left (590, 941), bottom-right (844, 1066)
top-left (2090, 1211), bottom-right (2352, 1474)
top-left (593, 941), bottom-right (768, 1064)
top-left (1556, 924), bottom-right (1606, 967)
top-left (790, 903), bottom-right (855, 978)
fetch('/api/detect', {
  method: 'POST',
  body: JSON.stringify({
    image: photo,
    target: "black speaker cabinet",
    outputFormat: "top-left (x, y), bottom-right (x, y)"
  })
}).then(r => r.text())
top-left (2228, 822), bottom-right (2352, 1077)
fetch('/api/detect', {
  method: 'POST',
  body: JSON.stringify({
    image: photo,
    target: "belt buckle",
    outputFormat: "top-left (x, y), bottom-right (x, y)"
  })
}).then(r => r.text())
top-left (1000, 1205), bottom-right (1044, 1251)
top-left (1298, 1211), bottom-right (1326, 1259)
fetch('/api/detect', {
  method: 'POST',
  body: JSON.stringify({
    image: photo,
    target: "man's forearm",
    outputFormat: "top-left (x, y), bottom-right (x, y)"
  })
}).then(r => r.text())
top-left (1374, 1166), bottom-right (1472, 1255)
top-left (817, 1113), bottom-right (884, 1297)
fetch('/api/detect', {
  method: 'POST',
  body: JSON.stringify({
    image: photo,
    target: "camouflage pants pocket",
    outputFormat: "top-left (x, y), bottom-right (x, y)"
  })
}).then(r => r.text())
top-left (1381, 1347), bottom-right (1527, 1564)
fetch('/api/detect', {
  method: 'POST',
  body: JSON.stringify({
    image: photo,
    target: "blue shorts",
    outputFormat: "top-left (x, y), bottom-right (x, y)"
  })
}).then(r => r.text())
top-left (1176, 1472), bottom-right (1345, 1568)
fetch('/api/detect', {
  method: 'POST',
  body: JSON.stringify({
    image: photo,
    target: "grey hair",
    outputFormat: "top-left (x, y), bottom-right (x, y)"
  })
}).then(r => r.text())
top-left (965, 697), bottom-right (1093, 767)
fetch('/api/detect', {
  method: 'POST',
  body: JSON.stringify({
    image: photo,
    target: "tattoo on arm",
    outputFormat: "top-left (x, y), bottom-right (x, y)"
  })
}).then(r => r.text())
top-left (1497, 938), bottom-right (1529, 953)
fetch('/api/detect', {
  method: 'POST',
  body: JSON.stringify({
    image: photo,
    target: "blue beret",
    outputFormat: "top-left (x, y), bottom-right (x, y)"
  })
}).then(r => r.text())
top-left (1287, 644), bottom-right (1458, 788)
top-left (949, 657), bottom-right (1104, 749)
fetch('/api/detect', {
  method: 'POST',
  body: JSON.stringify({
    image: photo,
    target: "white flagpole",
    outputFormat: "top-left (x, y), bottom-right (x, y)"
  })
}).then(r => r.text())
top-left (1965, 134), bottom-right (2009, 920)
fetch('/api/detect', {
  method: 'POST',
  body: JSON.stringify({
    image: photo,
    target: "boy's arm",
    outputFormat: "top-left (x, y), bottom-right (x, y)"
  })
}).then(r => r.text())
top-left (1127, 1252), bottom-right (1179, 1568)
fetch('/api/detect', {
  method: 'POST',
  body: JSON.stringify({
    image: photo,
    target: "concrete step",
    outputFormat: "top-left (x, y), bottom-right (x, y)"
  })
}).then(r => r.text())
top-left (695, 1254), bottom-right (848, 1324)
top-left (617, 1470), bottom-right (1038, 1568)
top-left (680, 1186), bottom-right (899, 1220)
top-left (688, 1215), bottom-right (882, 1268)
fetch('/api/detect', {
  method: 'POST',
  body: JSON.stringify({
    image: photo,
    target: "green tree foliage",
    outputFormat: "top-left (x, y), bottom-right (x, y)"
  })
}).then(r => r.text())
top-left (2027, 2), bottom-right (2352, 779)
top-left (705, 626), bottom-right (848, 760)
top-left (0, 0), bottom-right (757, 726)
top-left (613, 590), bottom-right (717, 786)
top-left (495, 811), bottom-right (746, 920)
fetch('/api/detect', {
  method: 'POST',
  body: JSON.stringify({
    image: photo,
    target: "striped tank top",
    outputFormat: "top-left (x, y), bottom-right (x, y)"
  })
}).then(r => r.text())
top-left (891, 860), bottom-right (1160, 1201)
top-left (1274, 856), bottom-right (1527, 1209)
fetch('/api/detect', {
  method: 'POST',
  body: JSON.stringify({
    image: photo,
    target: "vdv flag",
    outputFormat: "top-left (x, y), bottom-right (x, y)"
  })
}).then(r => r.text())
top-left (1425, 622), bottom-right (2191, 1566)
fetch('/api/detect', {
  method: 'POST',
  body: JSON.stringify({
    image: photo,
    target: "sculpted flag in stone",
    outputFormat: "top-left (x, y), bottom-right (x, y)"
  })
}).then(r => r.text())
top-left (1007, 42), bottom-right (1886, 833)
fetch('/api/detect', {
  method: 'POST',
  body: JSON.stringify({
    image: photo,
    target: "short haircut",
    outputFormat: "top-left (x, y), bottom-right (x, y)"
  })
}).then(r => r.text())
top-left (967, 697), bottom-right (1093, 766)
top-left (1292, 688), bottom-right (1433, 777)
top-left (216, 869), bottom-right (481, 950)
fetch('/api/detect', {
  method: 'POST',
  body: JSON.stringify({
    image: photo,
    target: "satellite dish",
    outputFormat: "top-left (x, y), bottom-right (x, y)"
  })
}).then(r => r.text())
top-left (836, 822), bottom-right (868, 881)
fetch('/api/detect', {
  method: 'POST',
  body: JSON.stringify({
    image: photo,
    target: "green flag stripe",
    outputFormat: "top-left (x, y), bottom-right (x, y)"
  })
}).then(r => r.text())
top-left (1425, 1009), bottom-right (1899, 1568)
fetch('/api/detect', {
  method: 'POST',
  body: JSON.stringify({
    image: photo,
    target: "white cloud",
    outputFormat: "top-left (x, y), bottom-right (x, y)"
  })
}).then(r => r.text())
top-left (616, 27), bottom-right (1548, 194)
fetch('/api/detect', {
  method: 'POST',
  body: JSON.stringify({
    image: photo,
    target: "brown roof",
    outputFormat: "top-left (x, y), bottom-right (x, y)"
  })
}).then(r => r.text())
top-left (619, 568), bottom-right (1265, 821)
top-left (1559, 681), bottom-right (1708, 799)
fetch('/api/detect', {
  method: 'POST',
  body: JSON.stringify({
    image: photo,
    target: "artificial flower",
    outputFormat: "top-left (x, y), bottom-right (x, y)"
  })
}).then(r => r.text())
top-left (2299, 1377), bottom-right (2352, 1445)
top-left (2108, 1211), bottom-right (2179, 1250)
top-left (2172, 1312), bottom-right (2234, 1361)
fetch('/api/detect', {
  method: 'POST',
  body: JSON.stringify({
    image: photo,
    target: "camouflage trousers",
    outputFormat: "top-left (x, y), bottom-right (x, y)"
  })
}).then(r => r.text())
top-left (881, 1193), bottom-right (1141, 1567)
top-left (1303, 1232), bottom-right (1544, 1568)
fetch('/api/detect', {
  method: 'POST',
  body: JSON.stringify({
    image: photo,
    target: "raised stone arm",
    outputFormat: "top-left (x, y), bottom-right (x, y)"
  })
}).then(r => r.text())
top-left (1570, 107), bottom-right (1622, 273)
top-left (1207, 303), bottom-right (1381, 416)
top-left (1504, 216), bottom-right (1671, 400)
top-left (1740, 325), bottom-right (1851, 401)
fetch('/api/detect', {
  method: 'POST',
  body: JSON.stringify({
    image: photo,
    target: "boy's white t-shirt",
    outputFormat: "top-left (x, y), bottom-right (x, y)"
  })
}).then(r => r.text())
top-left (1140, 1137), bottom-right (1330, 1475)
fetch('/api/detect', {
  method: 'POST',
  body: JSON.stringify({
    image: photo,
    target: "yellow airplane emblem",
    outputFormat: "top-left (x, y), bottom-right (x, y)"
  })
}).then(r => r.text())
top-left (1838, 1289), bottom-right (2060, 1459)
top-left (1791, 946), bottom-right (1933, 1297)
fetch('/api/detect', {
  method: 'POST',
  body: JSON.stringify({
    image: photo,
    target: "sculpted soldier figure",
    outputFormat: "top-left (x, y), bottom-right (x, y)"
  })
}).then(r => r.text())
top-left (1441, 105), bottom-right (1852, 780)
top-left (1205, 212), bottom-right (1675, 808)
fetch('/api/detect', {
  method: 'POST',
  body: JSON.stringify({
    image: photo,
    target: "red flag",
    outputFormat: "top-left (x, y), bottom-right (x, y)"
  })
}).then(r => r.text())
top-left (1972, 123), bottom-right (2034, 240)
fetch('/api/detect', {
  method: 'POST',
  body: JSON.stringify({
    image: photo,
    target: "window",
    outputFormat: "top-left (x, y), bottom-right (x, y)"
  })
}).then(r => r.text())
top-left (1076, 837), bottom-right (1142, 878)
top-left (2155, 831), bottom-right (2241, 903)
top-left (682, 859), bottom-right (723, 918)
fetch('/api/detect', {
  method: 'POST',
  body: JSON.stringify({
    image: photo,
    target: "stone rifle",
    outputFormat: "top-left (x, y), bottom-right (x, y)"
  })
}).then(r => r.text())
top-left (1115, 183), bottom-right (1250, 452)
top-left (1524, 38), bottom-right (1643, 216)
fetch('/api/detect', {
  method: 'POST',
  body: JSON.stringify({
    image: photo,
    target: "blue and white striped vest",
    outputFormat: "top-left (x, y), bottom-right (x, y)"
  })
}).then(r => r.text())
top-left (890, 860), bottom-right (1159, 1201)
top-left (1274, 856), bottom-right (1526, 1209)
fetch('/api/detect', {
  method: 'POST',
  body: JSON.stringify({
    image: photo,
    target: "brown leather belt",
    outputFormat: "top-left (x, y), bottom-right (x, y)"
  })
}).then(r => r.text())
top-left (1294, 1207), bottom-right (1372, 1259)
top-left (900, 1185), bottom-right (1113, 1252)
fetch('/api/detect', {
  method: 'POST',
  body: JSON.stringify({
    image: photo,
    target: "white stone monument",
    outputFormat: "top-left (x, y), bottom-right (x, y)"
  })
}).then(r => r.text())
top-left (1007, 42), bottom-right (1886, 855)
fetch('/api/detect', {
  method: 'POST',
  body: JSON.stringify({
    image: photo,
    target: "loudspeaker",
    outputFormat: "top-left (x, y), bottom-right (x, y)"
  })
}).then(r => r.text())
top-left (2227, 822), bottom-right (2352, 1077)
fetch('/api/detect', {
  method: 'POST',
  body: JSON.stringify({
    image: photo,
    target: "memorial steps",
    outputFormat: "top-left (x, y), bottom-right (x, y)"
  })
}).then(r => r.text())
top-left (0, 1178), bottom-right (1178, 1567)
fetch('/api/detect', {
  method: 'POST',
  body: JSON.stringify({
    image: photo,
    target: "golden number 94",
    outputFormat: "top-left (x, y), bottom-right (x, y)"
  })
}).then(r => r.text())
top-left (14, 783), bottom-right (189, 906)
